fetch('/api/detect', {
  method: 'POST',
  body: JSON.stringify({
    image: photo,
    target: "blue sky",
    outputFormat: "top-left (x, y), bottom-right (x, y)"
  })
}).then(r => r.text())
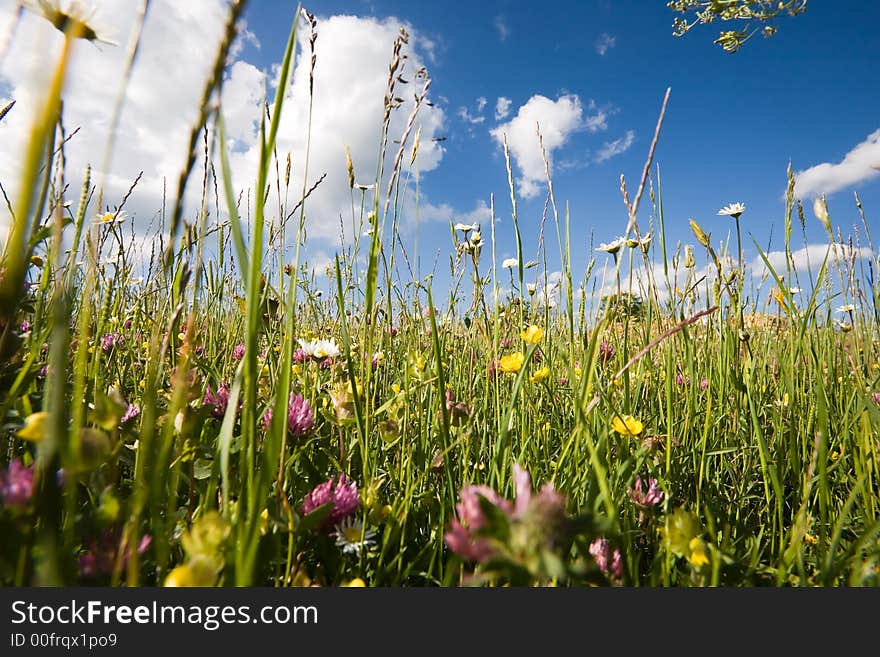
top-left (1, 0), bottom-right (878, 309)
top-left (235, 0), bottom-right (880, 301)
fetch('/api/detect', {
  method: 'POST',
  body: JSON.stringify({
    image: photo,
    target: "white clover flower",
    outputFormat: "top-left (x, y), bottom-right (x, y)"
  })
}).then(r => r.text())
top-left (717, 203), bottom-right (746, 219)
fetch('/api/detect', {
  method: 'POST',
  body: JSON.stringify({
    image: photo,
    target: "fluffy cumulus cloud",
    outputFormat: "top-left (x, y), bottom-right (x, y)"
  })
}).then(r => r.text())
top-left (750, 243), bottom-right (873, 277)
top-left (793, 129), bottom-right (880, 198)
top-left (491, 94), bottom-right (607, 199)
top-left (224, 13), bottom-right (446, 246)
top-left (0, 0), bottom-right (233, 244)
top-left (0, 3), bottom-right (449, 265)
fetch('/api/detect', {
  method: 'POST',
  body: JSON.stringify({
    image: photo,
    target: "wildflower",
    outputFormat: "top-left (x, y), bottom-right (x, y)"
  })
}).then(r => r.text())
top-left (871, 392), bottom-right (880, 405)
top-left (700, 378), bottom-right (709, 392)
top-left (610, 414), bottom-right (643, 436)
top-left (835, 304), bottom-right (855, 314)
top-left (589, 538), bottom-right (623, 580)
top-left (100, 332), bottom-right (123, 353)
top-left (286, 394), bottom-right (315, 437)
top-left (529, 367), bottom-right (550, 384)
top-left (0, 459), bottom-right (35, 507)
top-left (596, 237), bottom-right (626, 255)
top-left (332, 518), bottom-right (377, 556)
top-left (297, 337), bottom-right (341, 360)
top-left (717, 202), bottom-right (746, 219)
top-left (520, 325), bottom-right (544, 344)
top-left (24, 0), bottom-right (116, 44)
top-left (162, 558), bottom-right (217, 587)
top-left (262, 393), bottom-right (315, 437)
top-left (444, 464), bottom-right (565, 565)
top-left (628, 476), bottom-right (664, 508)
top-left (96, 210), bottom-right (127, 224)
top-left (502, 258), bottom-right (518, 269)
top-left (687, 537), bottom-right (709, 568)
top-left (17, 412), bottom-right (49, 443)
top-left (120, 403), bottom-right (140, 425)
top-left (203, 383), bottom-right (230, 419)
top-left (19, 320), bottom-right (31, 334)
top-left (526, 283), bottom-right (537, 296)
top-left (80, 531), bottom-right (151, 578)
top-left (454, 222), bottom-right (479, 233)
top-left (499, 351), bottom-right (525, 373)
top-left (804, 533), bottom-right (818, 546)
top-left (343, 578), bottom-right (367, 587)
top-left (371, 351), bottom-right (385, 368)
top-left (598, 341), bottom-right (614, 363)
top-left (232, 343), bottom-right (246, 361)
top-left (302, 474), bottom-right (360, 528)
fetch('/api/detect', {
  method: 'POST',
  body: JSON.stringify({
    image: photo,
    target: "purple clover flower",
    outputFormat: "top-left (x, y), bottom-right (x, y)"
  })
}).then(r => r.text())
top-left (0, 459), bottom-right (35, 508)
top-left (121, 404), bottom-right (141, 425)
top-left (232, 343), bottom-right (246, 361)
top-left (589, 537), bottom-right (623, 580)
top-left (301, 474), bottom-right (360, 528)
top-left (203, 383), bottom-right (230, 420)
top-left (261, 393), bottom-right (315, 437)
top-left (599, 341), bottom-right (615, 363)
top-left (628, 476), bottom-right (664, 508)
top-left (100, 332), bottom-right (123, 353)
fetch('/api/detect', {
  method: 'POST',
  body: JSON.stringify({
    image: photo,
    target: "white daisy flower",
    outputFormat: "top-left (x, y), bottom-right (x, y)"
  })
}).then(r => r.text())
top-left (454, 222), bottom-right (479, 233)
top-left (501, 258), bottom-right (518, 269)
top-left (95, 210), bottom-right (127, 224)
top-left (835, 304), bottom-right (855, 314)
top-left (297, 337), bottom-right (341, 359)
top-left (717, 203), bottom-right (746, 219)
top-left (596, 237), bottom-right (626, 255)
top-left (332, 518), bottom-right (377, 556)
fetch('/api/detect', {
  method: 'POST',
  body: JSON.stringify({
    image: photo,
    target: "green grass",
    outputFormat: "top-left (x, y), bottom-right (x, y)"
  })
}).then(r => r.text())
top-left (0, 2), bottom-right (878, 588)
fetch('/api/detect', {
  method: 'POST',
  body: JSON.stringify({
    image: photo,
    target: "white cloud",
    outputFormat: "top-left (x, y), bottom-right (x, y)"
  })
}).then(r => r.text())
top-left (0, 0), bottom-right (233, 243)
top-left (595, 130), bottom-right (635, 163)
top-left (750, 243), bottom-right (873, 277)
top-left (457, 97), bottom-right (486, 125)
top-left (495, 96), bottom-right (511, 121)
top-left (226, 14), bottom-right (446, 246)
top-left (493, 15), bottom-right (510, 42)
top-left (490, 94), bottom-right (585, 199)
top-left (793, 129), bottom-right (880, 198)
top-left (595, 33), bottom-right (616, 56)
top-left (0, 5), bottom-right (449, 261)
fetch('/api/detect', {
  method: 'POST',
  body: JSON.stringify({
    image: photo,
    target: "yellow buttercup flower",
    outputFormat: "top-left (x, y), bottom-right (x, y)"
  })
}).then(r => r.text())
top-left (687, 537), bottom-right (709, 568)
top-left (610, 414), bottom-right (643, 436)
top-left (499, 351), bottom-right (525, 373)
top-left (529, 366), bottom-right (550, 384)
top-left (804, 533), bottom-right (818, 546)
top-left (17, 412), bottom-right (49, 443)
top-left (343, 578), bottom-right (366, 587)
top-left (520, 325), bottom-right (544, 344)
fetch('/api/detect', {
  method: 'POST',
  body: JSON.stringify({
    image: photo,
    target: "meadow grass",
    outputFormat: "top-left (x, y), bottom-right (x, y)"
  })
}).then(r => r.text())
top-left (0, 2), bottom-right (878, 587)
